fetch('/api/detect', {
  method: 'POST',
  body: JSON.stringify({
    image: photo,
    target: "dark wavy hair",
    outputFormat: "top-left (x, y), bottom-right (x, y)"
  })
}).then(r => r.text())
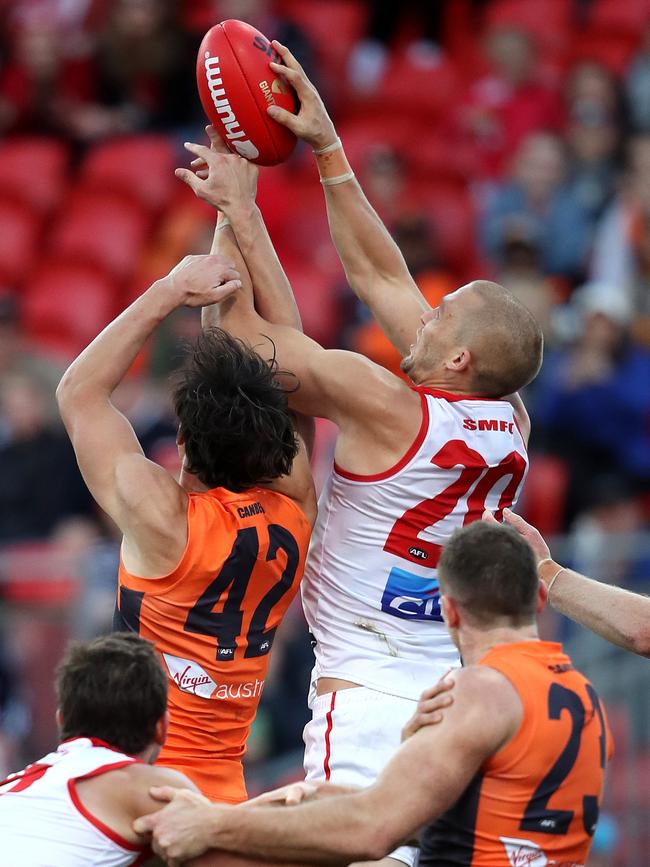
top-left (56, 633), bottom-right (167, 755)
top-left (173, 328), bottom-right (299, 492)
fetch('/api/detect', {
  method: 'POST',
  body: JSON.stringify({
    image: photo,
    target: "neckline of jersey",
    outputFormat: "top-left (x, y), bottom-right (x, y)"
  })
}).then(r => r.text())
top-left (479, 639), bottom-right (564, 663)
top-left (59, 736), bottom-right (137, 757)
top-left (413, 386), bottom-right (506, 403)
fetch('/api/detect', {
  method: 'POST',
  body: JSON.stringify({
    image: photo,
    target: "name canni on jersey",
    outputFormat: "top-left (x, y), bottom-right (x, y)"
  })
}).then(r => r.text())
top-left (162, 653), bottom-right (264, 700)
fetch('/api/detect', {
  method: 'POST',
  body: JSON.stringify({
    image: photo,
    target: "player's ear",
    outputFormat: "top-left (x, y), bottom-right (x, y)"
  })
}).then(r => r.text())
top-left (536, 578), bottom-right (548, 612)
top-left (154, 710), bottom-right (170, 747)
top-left (446, 347), bottom-right (471, 373)
top-left (441, 595), bottom-right (459, 629)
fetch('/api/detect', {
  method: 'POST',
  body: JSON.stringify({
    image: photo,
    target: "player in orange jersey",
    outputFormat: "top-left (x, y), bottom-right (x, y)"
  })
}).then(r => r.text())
top-left (56, 254), bottom-right (316, 805)
top-left (137, 520), bottom-right (611, 867)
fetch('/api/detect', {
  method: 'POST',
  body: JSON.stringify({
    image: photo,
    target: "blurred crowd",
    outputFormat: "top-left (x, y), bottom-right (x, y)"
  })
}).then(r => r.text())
top-left (0, 0), bottom-right (650, 827)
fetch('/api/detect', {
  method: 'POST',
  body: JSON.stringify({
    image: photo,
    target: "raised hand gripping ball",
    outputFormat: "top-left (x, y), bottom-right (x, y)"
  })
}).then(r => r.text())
top-left (197, 19), bottom-right (298, 166)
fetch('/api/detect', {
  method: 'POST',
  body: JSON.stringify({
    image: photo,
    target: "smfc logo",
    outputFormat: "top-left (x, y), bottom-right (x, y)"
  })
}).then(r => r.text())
top-left (381, 567), bottom-right (443, 622)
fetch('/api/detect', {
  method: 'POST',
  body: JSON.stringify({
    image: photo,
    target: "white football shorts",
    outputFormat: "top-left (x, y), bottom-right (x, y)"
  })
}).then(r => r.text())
top-left (304, 686), bottom-right (419, 867)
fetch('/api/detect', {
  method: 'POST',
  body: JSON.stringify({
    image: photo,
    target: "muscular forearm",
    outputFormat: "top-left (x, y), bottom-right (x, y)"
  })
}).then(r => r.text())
top-left (316, 146), bottom-right (427, 352)
top-left (225, 203), bottom-right (302, 330)
top-left (58, 281), bottom-right (174, 401)
top-left (207, 792), bottom-right (390, 864)
top-left (541, 561), bottom-right (650, 657)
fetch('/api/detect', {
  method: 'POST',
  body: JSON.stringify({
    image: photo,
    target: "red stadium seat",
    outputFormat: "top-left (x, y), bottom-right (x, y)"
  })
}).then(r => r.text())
top-left (280, 254), bottom-right (342, 347)
top-left (413, 181), bottom-right (477, 275)
top-left (569, 29), bottom-right (641, 75)
top-left (518, 454), bottom-right (569, 537)
top-left (22, 258), bottom-right (117, 357)
top-left (281, 0), bottom-right (369, 84)
top-left (49, 191), bottom-right (151, 279)
top-left (589, 0), bottom-right (650, 34)
top-left (79, 135), bottom-right (177, 211)
top-left (0, 197), bottom-right (40, 286)
top-left (0, 137), bottom-right (69, 214)
top-left (484, 0), bottom-right (573, 73)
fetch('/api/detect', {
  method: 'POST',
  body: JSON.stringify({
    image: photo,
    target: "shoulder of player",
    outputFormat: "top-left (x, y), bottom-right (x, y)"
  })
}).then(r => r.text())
top-left (310, 349), bottom-right (417, 414)
top-left (119, 763), bottom-right (198, 816)
top-left (438, 666), bottom-right (523, 748)
top-left (115, 454), bottom-right (188, 530)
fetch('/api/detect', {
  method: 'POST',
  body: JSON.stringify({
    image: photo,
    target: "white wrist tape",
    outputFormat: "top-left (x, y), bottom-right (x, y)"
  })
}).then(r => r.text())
top-left (320, 171), bottom-right (355, 186)
top-left (313, 137), bottom-right (342, 156)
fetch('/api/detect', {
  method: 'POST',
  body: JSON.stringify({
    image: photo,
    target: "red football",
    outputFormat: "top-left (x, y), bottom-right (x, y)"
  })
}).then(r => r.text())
top-left (196, 19), bottom-right (298, 166)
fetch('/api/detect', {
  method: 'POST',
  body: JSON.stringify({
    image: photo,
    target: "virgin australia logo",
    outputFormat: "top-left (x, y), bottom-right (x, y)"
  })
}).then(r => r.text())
top-left (162, 653), bottom-right (264, 700)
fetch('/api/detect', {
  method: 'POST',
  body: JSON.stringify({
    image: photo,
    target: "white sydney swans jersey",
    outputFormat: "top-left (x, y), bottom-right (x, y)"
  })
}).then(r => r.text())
top-left (0, 737), bottom-right (148, 867)
top-left (303, 387), bottom-right (529, 701)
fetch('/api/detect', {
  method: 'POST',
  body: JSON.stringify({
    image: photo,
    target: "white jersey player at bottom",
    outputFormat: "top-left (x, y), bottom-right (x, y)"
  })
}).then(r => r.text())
top-left (302, 387), bottom-right (528, 866)
top-left (0, 737), bottom-right (149, 867)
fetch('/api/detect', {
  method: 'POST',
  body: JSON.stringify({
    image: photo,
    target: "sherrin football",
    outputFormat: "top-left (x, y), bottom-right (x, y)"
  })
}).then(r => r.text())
top-left (197, 19), bottom-right (298, 166)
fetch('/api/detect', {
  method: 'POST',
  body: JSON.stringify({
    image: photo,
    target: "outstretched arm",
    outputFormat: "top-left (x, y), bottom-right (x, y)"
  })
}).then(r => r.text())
top-left (265, 41), bottom-right (431, 355)
top-left (56, 256), bottom-right (240, 568)
top-left (181, 129), bottom-right (316, 461)
top-left (136, 667), bottom-right (519, 865)
top-left (486, 509), bottom-right (650, 656)
top-left (179, 125), bottom-right (302, 332)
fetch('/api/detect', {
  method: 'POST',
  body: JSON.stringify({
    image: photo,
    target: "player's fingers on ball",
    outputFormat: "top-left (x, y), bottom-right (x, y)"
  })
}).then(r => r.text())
top-left (269, 60), bottom-right (299, 83)
top-left (206, 125), bottom-right (229, 154)
top-left (267, 105), bottom-right (299, 130)
top-left (271, 39), bottom-right (301, 70)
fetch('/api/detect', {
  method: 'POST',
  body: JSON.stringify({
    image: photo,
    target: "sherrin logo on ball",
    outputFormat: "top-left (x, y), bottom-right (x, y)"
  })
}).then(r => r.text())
top-left (196, 19), bottom-right (298, 166)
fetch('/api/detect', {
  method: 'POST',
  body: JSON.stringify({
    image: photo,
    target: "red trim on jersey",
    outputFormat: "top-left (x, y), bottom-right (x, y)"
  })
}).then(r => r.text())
top-left (333, 391), bottom-right (429, 482)
top-left (323, 691), bottom-right (337, 781)
top-left (67, 761), bottom-right (147, 853)
top-left (415, 386), bottom-right (505, 403)
top-left (60, 736), bottom-right (137, 756)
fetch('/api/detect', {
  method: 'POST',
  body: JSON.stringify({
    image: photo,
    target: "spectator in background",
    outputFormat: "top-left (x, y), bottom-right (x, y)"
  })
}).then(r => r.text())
top-left (0, 635), bottom-right (29, 779)
top-left (459, 28), bottom-right (562, 179)
top-left (534, 283), bottom-right (650, 523)
top-left (67, 0), bottom-right (198, 141)
top-left (626, 23), bottom-right (650, 133)
top-left (0, 6), bottom-right (93, 136)
top-left (591, 135), bottom-right (650, 347)
top-left (0, 372), bottom-right (94, 542)
top-left (481, 132), bottom-right (592, 280)
top-left (355, 144), bottom-right (409, 225)
top-left (216, 0), bottom-right (315, 82)
top-left (493, 227), bottom-right (555, 339)
top-left (0, 297), bottom-right (62, 421)
top-left (564, 104), bottom-right (620, 226)
top-left (568, 476), bottom-right (649, 588)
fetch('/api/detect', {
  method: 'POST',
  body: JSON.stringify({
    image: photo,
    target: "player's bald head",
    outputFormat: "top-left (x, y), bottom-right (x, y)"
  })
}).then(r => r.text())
top-left (459, 280), bottom-right (543, 397)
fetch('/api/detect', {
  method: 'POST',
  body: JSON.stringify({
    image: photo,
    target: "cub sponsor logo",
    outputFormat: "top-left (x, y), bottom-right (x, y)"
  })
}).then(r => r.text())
top-left (380, 567), bottom-right (443, 622)
top-left (162, 653), bottom-right (264, 700)
top-left (203, 53), bottom-right (260, 160)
